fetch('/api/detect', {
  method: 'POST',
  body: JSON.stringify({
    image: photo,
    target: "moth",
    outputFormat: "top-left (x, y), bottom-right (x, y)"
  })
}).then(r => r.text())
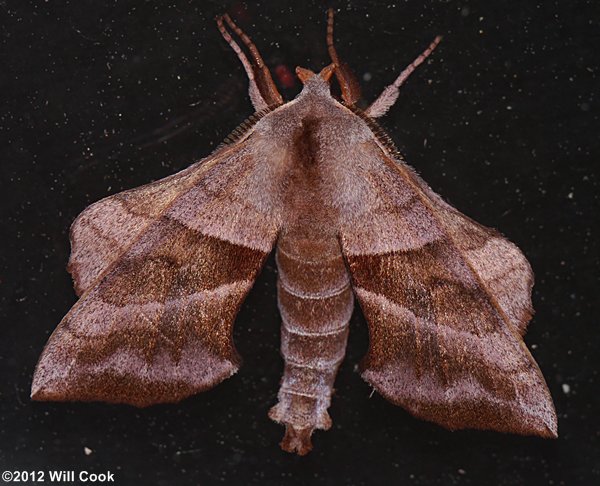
top-left (31, 10), bottom-right (557, 455)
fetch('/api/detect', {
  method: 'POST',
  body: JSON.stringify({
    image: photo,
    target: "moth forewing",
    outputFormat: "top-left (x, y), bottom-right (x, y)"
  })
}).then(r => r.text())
top-left (31, 143), bottom-right (278, 407)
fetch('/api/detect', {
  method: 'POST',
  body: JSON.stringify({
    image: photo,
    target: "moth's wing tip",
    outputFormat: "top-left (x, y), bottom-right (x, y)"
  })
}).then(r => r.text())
top-left (30, 376), bottom-right (60, 402)
top-left (520, 380), bottom-right (558, 439)
top-left (535, 404), bottom-right (558, 439)
top-left (543, 423), bottom-right (559, 439)
top-left (30, 382), bottom-right (43, 401)
top-left (30, 363), bottom-right (67, 402)
top-left (30, 387), bottom-right (56, 402)
top-left (523, 416), bottom-right (558, 439)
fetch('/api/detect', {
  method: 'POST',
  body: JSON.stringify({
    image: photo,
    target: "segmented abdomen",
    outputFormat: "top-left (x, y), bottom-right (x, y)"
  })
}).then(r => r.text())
top-left (269, 231), bottom-right (353, 455)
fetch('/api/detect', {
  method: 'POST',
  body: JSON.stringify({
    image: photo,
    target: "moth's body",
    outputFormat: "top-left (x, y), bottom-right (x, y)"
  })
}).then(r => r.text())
top-left (272, 229), bottom-right (352, 452)
top-left (244, 84), bottom-right (375, 225)
top-left (31, 11), bottom-right (557, 456)
top-left (241, 88), bottom-right (362, 450)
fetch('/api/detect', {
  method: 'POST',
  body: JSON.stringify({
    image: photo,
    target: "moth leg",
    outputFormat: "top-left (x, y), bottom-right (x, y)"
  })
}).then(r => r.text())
top-left (326, 8), bottom-right (361, 106)
top-left (365, 35), bottom-right (442, 118)
top-left (217, 14), bottom-right (283, 110)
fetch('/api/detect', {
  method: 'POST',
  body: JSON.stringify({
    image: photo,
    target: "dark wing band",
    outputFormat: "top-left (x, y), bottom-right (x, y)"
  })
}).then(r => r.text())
top-left (32, 142), bottom-right (279, 407)
top-left (339, 143), bottom-right (557, 437)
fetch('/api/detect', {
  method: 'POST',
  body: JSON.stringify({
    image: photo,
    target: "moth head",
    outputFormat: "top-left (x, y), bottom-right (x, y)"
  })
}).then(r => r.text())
top-left (295, 64), bottom-right (335, 97)
top-left (296, 64), bottom-right (335, 84)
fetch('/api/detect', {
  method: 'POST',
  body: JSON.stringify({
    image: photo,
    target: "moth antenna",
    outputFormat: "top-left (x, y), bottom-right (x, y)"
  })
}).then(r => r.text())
top-left (215, 107), bottom-right (272, 150)
top-left (326, 8), bottom-right (361, 106)
top-left (347, 105), bottom-right (402, 160)
top-left (217, 15), bottom-right (269, 112)
top-left (222, 14), bottom-right (283, 108)
top-left (223, 13), bottom-right (266, 69)
top-left (366, 35), bottom-right (442, 118)
top-left (326, 9), bottom-right (341, 70)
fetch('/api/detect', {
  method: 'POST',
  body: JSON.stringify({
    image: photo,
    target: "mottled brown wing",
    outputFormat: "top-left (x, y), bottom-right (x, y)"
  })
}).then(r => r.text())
top-left (339, 143), bottom-right (557, 437)
top-left (32, 142), bottom-right (279, 407)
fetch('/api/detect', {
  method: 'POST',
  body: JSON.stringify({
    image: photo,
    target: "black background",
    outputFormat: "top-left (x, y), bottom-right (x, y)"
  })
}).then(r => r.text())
top-left (1, 0), bottom-right (598, 485)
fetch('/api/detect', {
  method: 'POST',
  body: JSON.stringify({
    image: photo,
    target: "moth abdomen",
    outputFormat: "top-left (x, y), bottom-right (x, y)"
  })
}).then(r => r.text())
top-left (269, 231), bottom-right (353, 455)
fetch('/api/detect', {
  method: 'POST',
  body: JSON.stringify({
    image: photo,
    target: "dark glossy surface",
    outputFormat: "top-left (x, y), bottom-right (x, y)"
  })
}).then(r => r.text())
top-left (1, 1), bottom-right (598, 484)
